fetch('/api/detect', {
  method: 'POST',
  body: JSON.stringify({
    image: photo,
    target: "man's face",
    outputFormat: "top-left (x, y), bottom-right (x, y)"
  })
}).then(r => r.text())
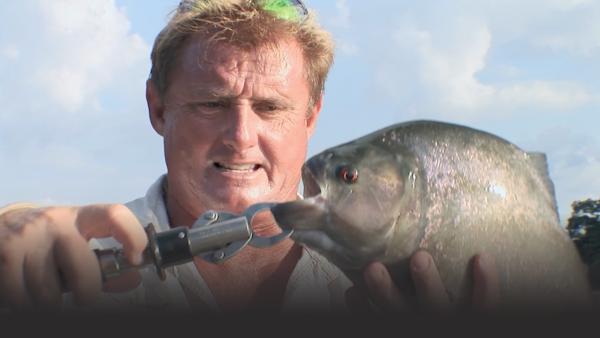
top-left (148, 35), bottom-right (321, 218)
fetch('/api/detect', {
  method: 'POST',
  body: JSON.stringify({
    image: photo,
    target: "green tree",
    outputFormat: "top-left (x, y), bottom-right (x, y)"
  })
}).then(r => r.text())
top-left (567, 199), bottom-right (600, 289)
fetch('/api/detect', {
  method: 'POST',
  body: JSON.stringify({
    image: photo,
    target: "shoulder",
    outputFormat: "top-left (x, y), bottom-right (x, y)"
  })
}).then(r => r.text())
top-left (125, 174), bottom-right (170, 230)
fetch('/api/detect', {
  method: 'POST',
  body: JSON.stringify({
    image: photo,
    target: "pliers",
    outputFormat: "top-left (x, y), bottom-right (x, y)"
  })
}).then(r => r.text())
top-left (94, 202), bottom-right (293, 282)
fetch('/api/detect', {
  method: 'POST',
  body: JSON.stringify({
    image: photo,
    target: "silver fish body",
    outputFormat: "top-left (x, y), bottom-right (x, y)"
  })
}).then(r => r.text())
top-left (272, 120), bottom-right (591, 308)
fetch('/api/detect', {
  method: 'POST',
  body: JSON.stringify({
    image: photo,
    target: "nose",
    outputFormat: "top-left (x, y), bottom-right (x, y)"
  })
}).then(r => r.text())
top-left (222, 106), bottom-right (258, 152)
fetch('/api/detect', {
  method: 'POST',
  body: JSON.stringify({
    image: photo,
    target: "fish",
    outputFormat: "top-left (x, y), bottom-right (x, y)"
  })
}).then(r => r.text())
top-left (271, 120), bottom-right (592, 309)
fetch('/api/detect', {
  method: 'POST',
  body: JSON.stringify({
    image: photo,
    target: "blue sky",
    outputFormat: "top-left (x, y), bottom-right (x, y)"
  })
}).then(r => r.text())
top-left (1, 0), bottom-right (599, 224)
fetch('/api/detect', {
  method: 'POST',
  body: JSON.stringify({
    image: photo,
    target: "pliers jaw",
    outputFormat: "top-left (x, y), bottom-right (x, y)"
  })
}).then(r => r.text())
top-left (193, 202), bottom-right (294, 263)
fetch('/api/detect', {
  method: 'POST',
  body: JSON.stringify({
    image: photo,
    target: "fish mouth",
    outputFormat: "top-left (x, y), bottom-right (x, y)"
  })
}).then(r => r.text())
top-left (272, 161), bottom-right (365, 270)
top-left (271, 163), bottom-right (328, 232)
top-left (271, 194), bottom-right (327, 231)
top-left (301, 161), bottom-right (323, 198)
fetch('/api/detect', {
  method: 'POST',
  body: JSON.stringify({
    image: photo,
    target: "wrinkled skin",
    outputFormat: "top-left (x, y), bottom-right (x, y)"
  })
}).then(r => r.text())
top-left (273, 120), bottom-right (593, 309)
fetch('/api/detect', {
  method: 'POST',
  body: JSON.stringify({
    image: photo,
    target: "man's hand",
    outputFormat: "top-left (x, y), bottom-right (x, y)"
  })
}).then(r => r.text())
top-left (0, 204), bottom-right (147, 310)
top-left (346, 250), bottom-right (500, 312)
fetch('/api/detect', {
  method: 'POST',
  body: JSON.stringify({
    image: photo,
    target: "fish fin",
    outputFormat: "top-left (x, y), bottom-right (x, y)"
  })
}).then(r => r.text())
top-left (527, 151), bottom-right (559, 219)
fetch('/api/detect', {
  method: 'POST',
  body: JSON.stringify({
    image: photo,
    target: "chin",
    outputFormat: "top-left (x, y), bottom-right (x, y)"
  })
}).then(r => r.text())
top-left (208, 186), bottom-right (272, 209)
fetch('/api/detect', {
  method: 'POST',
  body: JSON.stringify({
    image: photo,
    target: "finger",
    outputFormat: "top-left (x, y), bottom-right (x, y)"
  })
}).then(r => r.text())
top-left (471, 253), bottom-right (500, 310)
top-left (363, 261), bottom-right (406, 312)
top-left (0, 244), bottom-right (31, 309)
top-left (102, 270), bottom-right (142, 293)
top-left (410, 250), bottom-right (450, 311)
top-left (75, 204), bottom-right (147, 265)
top-left (23, 243), bottom-right (62, 309)
top-left (54, 230), bottom-right (102, 306)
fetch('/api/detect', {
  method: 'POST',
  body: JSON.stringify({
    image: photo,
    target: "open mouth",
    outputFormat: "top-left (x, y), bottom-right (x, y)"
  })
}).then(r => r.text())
top-left (301, 164), bottom-right (322, 198)
top-left (214, 162), bottom-right (260, 173)
top-left (271, 163), bottom-right (329, 233)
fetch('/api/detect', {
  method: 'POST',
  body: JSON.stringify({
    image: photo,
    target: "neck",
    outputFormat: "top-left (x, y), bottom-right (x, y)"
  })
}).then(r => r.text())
top-left (194, 240), bottom-right (303, 312)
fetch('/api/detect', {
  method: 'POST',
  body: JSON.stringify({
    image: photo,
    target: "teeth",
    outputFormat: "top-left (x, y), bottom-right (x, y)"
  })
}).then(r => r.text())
top-left (216, 163), bottom-right (257, 171)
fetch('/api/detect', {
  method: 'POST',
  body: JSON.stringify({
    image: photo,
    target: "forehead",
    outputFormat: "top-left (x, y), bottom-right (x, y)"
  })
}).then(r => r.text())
top-left (170, 34), bottom-right (307, 88)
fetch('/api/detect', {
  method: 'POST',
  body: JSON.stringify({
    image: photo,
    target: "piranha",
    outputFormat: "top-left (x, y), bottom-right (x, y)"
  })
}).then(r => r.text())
top-left (271, 120), bottom-right (592, 309)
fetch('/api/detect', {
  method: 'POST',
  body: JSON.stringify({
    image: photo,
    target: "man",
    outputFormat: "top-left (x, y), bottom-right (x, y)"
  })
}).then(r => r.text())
top-left (0, 0), bottom-right (498, 313)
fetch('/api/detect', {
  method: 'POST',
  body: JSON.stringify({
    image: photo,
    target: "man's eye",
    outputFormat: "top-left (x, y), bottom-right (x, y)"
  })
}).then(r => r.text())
top-left (200, 101), bottom-right (225, 109)
top-left (255, 103), bottom-right (284, 113)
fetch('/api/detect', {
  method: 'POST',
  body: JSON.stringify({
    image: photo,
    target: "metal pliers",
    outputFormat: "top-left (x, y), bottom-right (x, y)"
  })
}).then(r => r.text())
top-left (94, 203), bottom-right (293, 282)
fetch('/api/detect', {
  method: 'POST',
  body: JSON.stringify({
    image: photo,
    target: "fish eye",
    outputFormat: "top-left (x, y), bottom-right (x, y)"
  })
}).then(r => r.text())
top-left (337, 165), bottom-right (359, 184)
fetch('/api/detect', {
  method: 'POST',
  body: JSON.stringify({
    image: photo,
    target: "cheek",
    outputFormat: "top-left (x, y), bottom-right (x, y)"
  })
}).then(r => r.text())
top-left (163, 114), bottom-right (212, 168)
top-left (327, 192), bottom-right (378, 247)
top-left (260, 120), bottom-right (309, 170)
top-left (331, 177), bottom-right (403, 236)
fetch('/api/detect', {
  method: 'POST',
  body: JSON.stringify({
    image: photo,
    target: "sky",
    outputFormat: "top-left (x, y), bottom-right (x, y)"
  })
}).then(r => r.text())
top-left (1, 0), bottom-right (599, 225)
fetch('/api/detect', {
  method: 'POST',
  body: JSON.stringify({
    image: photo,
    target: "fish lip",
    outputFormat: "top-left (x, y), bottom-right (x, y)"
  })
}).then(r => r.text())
top-left (301, 163), bottom-right (322, 198)
top-left (271, 194), bottom-right (327, 231)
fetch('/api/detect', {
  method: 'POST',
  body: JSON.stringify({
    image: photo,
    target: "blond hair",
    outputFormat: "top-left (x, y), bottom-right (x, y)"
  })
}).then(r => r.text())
top-left (150, 0), bottom-right (335, 108)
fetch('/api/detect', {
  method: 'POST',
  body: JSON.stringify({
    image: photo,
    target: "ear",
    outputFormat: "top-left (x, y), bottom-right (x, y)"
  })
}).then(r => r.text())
top-left (146, 79), bottom-right (166, 136)
top-left (306, 94), bottom-right (323, 138)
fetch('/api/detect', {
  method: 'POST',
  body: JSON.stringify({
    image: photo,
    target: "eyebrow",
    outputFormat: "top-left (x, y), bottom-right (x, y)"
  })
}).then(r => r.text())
top-left (189, 87), bottom-right (294, 106)
top-left (190, 87), bottom-right (234, 99)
